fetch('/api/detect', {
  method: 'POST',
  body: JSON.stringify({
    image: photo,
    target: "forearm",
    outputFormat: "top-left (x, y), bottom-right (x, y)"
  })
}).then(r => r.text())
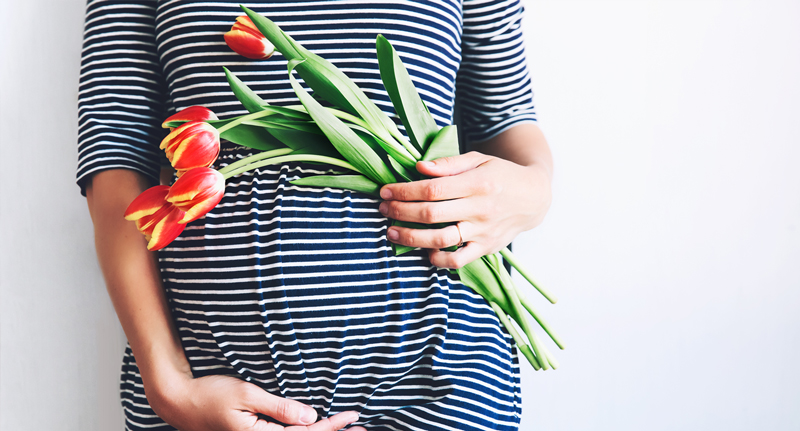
top-left (472, 122), bottom-right (553, 179)
top-left (86, 169), bottom-right (191, 402)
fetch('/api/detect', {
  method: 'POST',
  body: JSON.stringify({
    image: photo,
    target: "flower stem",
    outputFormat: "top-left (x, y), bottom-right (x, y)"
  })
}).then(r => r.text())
top-left (217, 109), bottom-right (279, 134)
top-left (490, 301), bottom-right (541, 370)
top-left (222, 154), bottom-right (362, 180)
top-left (500, 247), bottom-right (558, 304)
top-left (217, 148), bottom-right (294, 176)
top-left (515, 284), bottom-right (566, 350)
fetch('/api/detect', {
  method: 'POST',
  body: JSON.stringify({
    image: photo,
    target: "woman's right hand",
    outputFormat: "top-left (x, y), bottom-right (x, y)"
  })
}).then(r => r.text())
top-left (149, 374), bottom-right (364, 431)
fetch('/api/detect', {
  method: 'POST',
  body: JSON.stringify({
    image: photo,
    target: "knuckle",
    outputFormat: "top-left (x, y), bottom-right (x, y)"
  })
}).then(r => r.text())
top-left (395, 185), bottom-right (409, 201)
top-left (433, 235), bottom-right (450, 249)
top-left (424, 182), bottom-right (443, 201)
top-left (403, 230), bottom-right (417, 245)
top-left (422, 205), bottom-right (441, 223)
top-left (276, 399), bottom-right (296, 423)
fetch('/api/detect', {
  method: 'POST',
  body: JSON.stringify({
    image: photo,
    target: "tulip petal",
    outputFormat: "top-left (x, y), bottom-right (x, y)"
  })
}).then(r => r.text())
top-left (224, 18), bottom-right (275, 60)
top-left (147, 206), bottom-right (186, 251)
top-left (161, 106), bottom-right (218, 129)
top-left (124, 185), bottom-right (171, 221)
top-left (167, 167), bottom-right (226, 224)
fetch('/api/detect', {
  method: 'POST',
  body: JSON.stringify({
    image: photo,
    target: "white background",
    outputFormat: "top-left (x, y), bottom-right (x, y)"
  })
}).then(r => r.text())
top-left (1, 1), bottom-right (798, 430)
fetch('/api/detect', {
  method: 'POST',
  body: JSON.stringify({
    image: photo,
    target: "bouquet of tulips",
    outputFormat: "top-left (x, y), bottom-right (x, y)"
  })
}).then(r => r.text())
top-left (124, 6), bottom-right (564, 371)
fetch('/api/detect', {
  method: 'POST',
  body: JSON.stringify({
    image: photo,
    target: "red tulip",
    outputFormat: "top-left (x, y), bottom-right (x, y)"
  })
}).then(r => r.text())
top-left (124, 185), bottom-right (187, 251)
top-left (166, 167), bottom-right (226, 224)
top-left (224, 16), bottom-right (275, 59)
top-left (161, 106), bottom-right (218, 129)
top-left (160, 121), bottom-right (220, 176)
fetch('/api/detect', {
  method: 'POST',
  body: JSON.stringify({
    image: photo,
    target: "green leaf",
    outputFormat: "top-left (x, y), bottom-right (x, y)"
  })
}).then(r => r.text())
top-left (287, 59), bottom-right (396, 185)
top-left (240, 5), bottom-right (420, 163)
top-left (376, 35), bottom-right (439, 154)
top-left (456, 258), bottom-right (511, 313)
top-left (220, 124), bottom-right (283, 151)
top-left (291, 175), bottom-right (381, 197)
top-left (265, 128), bottom-right (338, 157)
top-left (223, 67), bottom-right (268, 114)
top-left (422, 125), bottom-right (459, 161)
top-left (387, 156), bottom-right (416, 182)
top-left (244, 119), bottom-right (323, 135)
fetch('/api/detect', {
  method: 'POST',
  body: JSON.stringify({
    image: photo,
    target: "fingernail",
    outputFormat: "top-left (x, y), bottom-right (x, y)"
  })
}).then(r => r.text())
top-left (345, 412), bottom-right (359, 425)
top-left (387, 228), bottom-right (399, 241)
top-left (379, 202), bottom-right (388, 215)
top-left (301, 408), bottom-right (318, 425)
top-left (380, 187), bottom-right (392, 199)
top-left (418, 160), bottom-right (433, 168)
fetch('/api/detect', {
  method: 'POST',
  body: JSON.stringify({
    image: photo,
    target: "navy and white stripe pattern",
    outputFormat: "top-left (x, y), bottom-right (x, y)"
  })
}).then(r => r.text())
top-left (79, 1), bottom-right (536, 429)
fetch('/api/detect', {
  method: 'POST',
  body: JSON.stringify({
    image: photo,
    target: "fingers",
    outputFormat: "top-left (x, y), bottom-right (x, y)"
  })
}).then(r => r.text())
top-left (246, 389), bottom-right (319, 426)
top-left (379, 198), bottom-right (478, 225)
top-left (386, 223), bottom-right (462, 249)
top-left (414, 151), bottom-right (492, 178)
top-left (279, 411), bottom-right (360, 431)
top-left (380, 174), bottom-right (472, 202)
top-left (428, 241), bottom-right (485, 269)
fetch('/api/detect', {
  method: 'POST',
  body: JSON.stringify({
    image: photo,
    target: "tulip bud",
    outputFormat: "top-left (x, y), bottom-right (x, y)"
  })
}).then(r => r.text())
top-left (162, 106), bottom-right (218, 129)
top-left (166, 167), bottom-right (226, 224)
top-left (124, 185), bottom-right (187, 251)
top-left (160, 121), bottom-right (220, 176)
top-left (224, 16), bottom-right (275, 59)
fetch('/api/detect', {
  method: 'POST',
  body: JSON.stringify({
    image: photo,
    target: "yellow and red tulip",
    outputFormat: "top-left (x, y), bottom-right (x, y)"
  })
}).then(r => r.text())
top-left (162, 106), bottom-right (218, 129)
top-left (124, 185), bottom-right (187, 251)
top-left (160, 121), bottom-right (220, 176)
top-left (166, 167), bottom-right (226, 224)
top-left (224, 16), bottom-right (275, 59)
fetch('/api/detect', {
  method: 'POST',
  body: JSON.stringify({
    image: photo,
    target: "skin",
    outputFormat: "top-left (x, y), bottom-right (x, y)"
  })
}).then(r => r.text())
top-left (84, 122), bottom-right (550, 430)
top-left (380, 122), bottom-right (553, 268)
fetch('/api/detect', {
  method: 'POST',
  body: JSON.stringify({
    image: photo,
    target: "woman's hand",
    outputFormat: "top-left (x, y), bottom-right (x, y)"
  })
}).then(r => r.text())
top-left (379, 151), bottom-right (552, 269)
top-left (149, 374), bottom-right (364, 431)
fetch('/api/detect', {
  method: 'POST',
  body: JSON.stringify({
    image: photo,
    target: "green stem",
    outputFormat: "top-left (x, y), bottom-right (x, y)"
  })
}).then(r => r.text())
top-left (222, 154), bottom-right (362, 180)
top-left (516, 285), bottom-right (566, 350)
top-left (490, 302), bottom-right (541, 370)
top-left (287, 104), bottom-right (420, 163)
top-left (500, 247), bottom-right (558, 304)
top-left (217, 109), bottom-right (279, 134)
top-left (217, 148), bottom-right (294, 176)
top-left (492, 255), bottom-right (550, 371)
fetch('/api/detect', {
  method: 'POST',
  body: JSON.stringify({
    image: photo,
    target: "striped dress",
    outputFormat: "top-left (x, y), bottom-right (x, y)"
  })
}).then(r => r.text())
top-left (77, 1), bottom-right (537, 430)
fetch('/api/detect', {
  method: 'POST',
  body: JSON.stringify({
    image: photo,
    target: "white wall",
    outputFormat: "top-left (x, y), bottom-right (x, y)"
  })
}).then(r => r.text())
top-left (1, 1), bottom-right (798, 430)
top-left (516, 1), bottom-right (800, 430)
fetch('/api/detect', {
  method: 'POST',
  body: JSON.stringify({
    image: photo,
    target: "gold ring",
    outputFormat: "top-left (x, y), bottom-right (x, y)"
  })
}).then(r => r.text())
top-left (455, 223), bottom-right (464, 247)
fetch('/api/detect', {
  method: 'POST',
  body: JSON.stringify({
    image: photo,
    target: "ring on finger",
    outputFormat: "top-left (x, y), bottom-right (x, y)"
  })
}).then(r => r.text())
top-left (455, 222), bottom-right (464, 248)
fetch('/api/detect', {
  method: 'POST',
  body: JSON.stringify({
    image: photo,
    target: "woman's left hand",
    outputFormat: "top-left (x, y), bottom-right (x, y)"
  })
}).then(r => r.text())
top-left (379, 151), bottom-right (552, 269)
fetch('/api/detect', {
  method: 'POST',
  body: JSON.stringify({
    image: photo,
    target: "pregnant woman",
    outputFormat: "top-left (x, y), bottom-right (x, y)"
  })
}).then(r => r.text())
top-left (79, 1), bottom-right (552, 430)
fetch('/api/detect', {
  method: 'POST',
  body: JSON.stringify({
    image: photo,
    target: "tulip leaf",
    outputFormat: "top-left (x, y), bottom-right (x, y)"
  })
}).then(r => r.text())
top-left (240, 5), bottom-right (420, 163)
top-left (387, 155), bottom-right (416, 182)
top-left (220, 124), bottom-right (283, 151)
top-left (376, 35), bottom-right (439, 154)
top-left (287, 59), bottom-right (396, 185)
top-left (244, 119), bottom-right (323, 135)
top-left (291, 175), bottom-right (381, 197)
top-left (422, 125), bottom-right (459, 161)
top-left (223, 67), bottom-right (268, 114)
top-left (265, 128), bottom-right (338, 157)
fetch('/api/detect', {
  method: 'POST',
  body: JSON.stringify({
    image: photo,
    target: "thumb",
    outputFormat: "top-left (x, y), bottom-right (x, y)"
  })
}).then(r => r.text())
top-left (415, 151), bottom-right (491, 178)
top-left (246, 389), bottom-right (318, 426)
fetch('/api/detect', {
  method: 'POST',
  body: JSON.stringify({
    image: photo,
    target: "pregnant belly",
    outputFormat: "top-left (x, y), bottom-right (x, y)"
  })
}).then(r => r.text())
top-left (157, 161), bottom-right (456, 414)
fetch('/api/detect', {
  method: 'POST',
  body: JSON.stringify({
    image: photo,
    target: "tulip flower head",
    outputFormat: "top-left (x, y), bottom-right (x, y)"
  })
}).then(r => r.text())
top-left (124, 185), bottom-right (187, 251)
top-left (224, 16), bottom-right (275, 59)
top-left (160, 121), bottom-right (220, 176)
top-left (161, 106), bottom-right (218, 129)
top-left (166, 167), bottom-right (226, 224)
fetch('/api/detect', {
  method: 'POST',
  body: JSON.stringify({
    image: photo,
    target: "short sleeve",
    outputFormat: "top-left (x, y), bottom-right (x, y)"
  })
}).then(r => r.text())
top-left (76, 1), bottom-right (168, 196)
top-left (456, 0), bottom-right (537, 146)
